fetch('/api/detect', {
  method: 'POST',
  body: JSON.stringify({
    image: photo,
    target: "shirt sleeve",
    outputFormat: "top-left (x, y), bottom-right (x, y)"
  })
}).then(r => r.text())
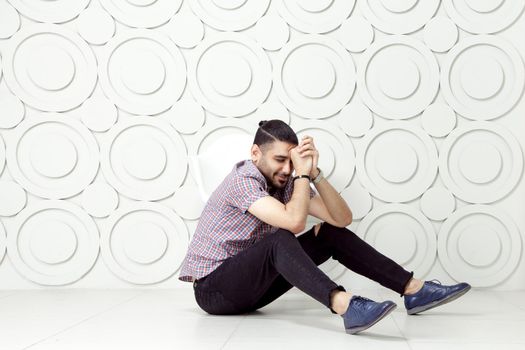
top-left (227, 176), bottom-right (269, 214)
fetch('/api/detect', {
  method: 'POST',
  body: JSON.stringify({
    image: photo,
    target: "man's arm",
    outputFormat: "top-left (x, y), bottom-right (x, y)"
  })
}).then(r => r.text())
top-left (247, 177), bottom-right (311, 235)
top-left (308, 168), bottom-right (353, 227)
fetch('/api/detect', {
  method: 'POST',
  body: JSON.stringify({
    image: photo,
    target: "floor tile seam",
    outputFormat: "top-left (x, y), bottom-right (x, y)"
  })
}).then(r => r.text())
top-left (220, 315), bottom-right (248, 350)
top-left (0, 291), bottom-right (18, 301)
top-left (21, 290), bottom-right (149, 350)
top-left (389, 308), bottom-right (411, 348)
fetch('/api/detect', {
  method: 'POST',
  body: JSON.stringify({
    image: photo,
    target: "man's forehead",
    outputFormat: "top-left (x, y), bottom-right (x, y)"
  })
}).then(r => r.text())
top-left (269, 141), bottom-right (296, 156)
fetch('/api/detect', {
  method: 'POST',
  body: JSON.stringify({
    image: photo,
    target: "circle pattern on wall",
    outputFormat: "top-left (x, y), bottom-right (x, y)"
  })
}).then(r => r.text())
top-left (0, 92), bottom-right (25, 129)
top-left (421, 103), bottom-right (456, 138)
top-left (360, 0), bottom-right (440, 34)
top-left (76, 6), bottom-right (115, 45)
top-left (0, 135), bottom-right (5, 174)
top-left (337, 16), bottom-right (374, 53)
top-left (438, 205), bottom-right (522, 287)
top-left (3, 24), bottom-right (97, 112)
top-left (0, 0), bottom-right (20, 39)
top-left (357, 122), bottom-right (438, 203)
top-left (274, 35), bottom-right (356, 118)
top-left (79, 94), bottom-right (118, 133)
top-left (0, 180), bottom-right (27, 216)
top-left (439, 122), bottom-right (523, 204)
top-left (7, 200), bottom-right (99, 286)
top-left (254, 100), bottom-right (290, 125)
top-left (7, 0), bottom-right (90, 23)
top-left (169, 184), bottom-right (206, 220)
top-left (293, 120), bottom-right (355, 193)
top-left (277, 0), bottom-right (355, 34)
top-left (188, 33), bottom-right (271, 117)
top-left (6, 113), bottom-right (99, 199)
top-left (440, 35), bottom-right (525, 121)
top-left (420, 186), bottom-right (455, 221)
top-left (81, 182), bottom-right (119, 218)
top-left (338, 98), bottom-right (373, 138)
top-left (0, 0), bottom-right (523, 291)
top-left (423, 16), bottom-right (458, 53)
top-left (166, 12), bottom-right (204, 49)
top-left (165, 97), bottom-right (205, 135)
top-left (443, 0), bottom-right (525, 34)
top-left (99, 0), bottom-right (182, 28)
top-left (0, 221), bottom-right (5, 263)
top-left (358, 35), bottom-right (439, 120)
top-left (190, 0), bottom-right (270, 31)
top-left (98, 29), bottom-right (186, 116)
top-left (100, 117), bottom-right (187, 201)
top-left (101, 201), bottom-right (189, 284)
top-left (255, 14), bottom-right (289, 51)
top-left (357, 204), bottom-right (436, 277)
top-left (340, 180), bottom-right (372, 220)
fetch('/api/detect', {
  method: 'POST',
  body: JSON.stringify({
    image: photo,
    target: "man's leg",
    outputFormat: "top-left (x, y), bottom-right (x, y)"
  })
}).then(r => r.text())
top-left (193, 226), bottom-right (345, 315)
top-left (314, 221), bottom-right (414, 296)
top-left (248, 223), bottom-right (332, 312)
top-left (310, 222), bottom-right (471, 315)
top-left (249, 221), bottom-right (414, 312)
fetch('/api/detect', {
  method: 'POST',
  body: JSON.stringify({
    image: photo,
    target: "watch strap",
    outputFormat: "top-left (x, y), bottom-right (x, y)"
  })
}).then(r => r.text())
top-left (312, 167), bottom-right (323, 184)
top-left (292, 174), bottom-right (311, 182)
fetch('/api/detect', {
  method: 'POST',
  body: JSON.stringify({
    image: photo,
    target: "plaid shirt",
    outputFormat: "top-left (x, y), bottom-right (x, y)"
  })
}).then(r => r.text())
top-left (178, 159), bottom-right (316, 282)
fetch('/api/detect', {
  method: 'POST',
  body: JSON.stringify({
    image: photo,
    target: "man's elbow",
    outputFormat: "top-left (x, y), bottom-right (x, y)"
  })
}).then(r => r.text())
top-left (291, 220), bottom-right (306, 234)
top-left (338, 212), bottom-right (353, 227)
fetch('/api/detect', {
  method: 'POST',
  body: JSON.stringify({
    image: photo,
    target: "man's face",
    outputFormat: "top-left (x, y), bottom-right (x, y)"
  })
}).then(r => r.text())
top-left (252, 140), bottom-right (297, 191)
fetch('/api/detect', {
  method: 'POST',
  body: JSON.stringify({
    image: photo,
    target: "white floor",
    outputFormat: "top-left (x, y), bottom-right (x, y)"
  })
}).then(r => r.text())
top-left (1, 287), bottom-right (525, 350)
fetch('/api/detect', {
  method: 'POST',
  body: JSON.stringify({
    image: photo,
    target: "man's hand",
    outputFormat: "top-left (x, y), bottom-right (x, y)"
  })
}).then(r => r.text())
top-left (290, 144), bottom-right (313, 175)
top-left (297, 135), bottom-right (319, 178)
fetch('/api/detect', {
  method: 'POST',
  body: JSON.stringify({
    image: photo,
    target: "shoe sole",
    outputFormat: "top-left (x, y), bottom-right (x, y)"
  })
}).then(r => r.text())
top-left (406, 285), bottom-right (471, 315)
top-left (345, 303), bottom-right (397, 335)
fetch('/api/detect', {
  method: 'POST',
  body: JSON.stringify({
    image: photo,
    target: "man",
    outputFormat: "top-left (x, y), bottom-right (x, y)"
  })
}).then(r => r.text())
top-left (179, 119), bottom-right (470, 334)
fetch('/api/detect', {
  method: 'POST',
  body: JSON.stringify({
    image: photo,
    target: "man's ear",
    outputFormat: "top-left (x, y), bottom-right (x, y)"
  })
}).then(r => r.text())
top-left (251, 144), bottom-right (261, 163)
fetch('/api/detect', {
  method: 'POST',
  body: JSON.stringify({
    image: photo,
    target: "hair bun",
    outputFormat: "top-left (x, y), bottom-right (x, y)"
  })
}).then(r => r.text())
top-left (258, 120), bottom-right (267, 127)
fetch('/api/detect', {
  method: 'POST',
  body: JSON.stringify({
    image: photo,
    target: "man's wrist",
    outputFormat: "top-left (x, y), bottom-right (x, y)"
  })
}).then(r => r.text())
top-left (310, 167), bottom-right (320, 179)
top-left (311, 167), bottom-right (324, 184)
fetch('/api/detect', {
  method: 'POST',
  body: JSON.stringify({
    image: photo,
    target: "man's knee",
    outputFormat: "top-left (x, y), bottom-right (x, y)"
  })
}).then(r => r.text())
top-left (272, 229), bottom-right (299, 245)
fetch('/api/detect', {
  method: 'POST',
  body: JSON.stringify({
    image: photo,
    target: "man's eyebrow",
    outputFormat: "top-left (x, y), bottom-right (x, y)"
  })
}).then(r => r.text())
top-left (274, 155), bottom-right (289, 159)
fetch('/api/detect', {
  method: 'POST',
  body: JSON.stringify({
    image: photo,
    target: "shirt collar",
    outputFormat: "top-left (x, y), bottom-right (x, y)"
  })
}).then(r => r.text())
top-left (240, 159), bottom-right (276, 193)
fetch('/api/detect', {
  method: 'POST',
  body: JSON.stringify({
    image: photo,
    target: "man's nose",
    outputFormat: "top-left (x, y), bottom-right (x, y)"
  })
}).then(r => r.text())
top-left (284, 161), bottom-right (292, 174)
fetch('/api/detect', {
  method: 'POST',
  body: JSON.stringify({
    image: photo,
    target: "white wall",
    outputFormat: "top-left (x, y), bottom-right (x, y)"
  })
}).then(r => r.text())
top-left (0, 0), bottom-right (524, 290)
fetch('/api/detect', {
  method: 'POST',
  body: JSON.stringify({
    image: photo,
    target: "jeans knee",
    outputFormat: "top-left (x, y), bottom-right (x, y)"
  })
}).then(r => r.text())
top-left (273, 228), bottom-right (296, 240)
top-left (272, 229), bottom-right (299, 247)
top-left (321, 221), bottom-right (351, 234)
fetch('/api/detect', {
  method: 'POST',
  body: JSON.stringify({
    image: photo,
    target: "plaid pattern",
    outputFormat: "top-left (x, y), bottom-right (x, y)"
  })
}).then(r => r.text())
top-left (179, 159), bottom-right (316, 282)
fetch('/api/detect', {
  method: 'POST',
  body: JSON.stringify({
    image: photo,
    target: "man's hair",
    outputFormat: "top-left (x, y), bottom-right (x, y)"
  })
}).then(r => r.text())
top-left (254, 119), bottom-right (298, 154)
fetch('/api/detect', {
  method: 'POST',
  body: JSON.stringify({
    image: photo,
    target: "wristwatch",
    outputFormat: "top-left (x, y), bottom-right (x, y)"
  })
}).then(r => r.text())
top-left (312, 167), bottom-right (324, 184)
top-left (293, 174), bottom-right (310, 182)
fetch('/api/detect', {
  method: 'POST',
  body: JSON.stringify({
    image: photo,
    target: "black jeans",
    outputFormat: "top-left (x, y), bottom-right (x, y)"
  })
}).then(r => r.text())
top-left (193, 222), bottom-right (414, 315)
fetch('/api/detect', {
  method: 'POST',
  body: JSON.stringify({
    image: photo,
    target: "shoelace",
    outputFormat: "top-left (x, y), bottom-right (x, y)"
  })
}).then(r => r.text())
top-left (427, 279), bottom-right (443, 286)
top-left (352, 295), bottom-right (375, 306)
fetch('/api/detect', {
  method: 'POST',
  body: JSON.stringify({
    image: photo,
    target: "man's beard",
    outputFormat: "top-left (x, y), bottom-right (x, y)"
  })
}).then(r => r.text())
top-left (266, 172), bottom-right (288, 191)
top-left (258, 159), bottom-right (288, 190)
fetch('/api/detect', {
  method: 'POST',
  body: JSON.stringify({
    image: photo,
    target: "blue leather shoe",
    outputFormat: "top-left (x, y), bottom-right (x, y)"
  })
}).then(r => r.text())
top-left (341, 295), bottom-right (397, 334)
top-left (404, 280), bottom-right (471, 315)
